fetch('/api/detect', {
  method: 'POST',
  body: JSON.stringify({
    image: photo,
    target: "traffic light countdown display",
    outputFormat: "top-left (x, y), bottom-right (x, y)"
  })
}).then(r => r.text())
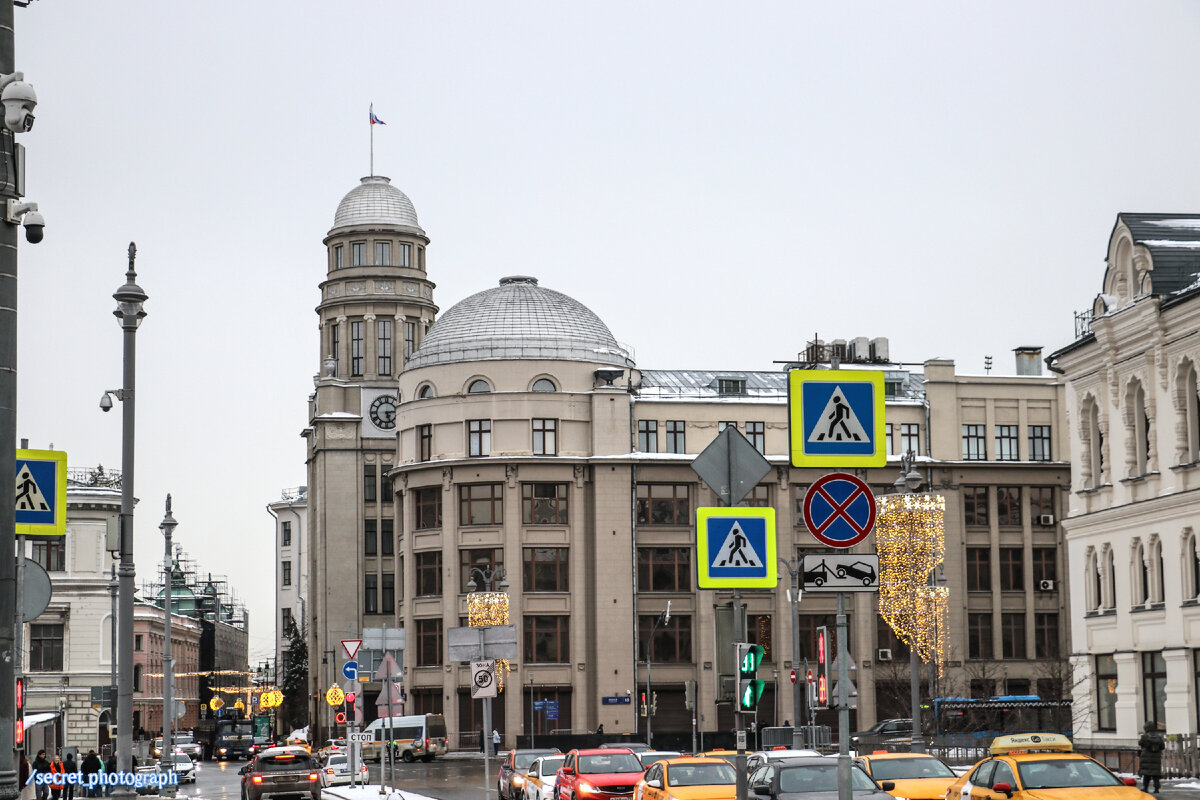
top-left (15, 677), bottom-right (24, 747)
top-left (815, 626), bottom-right (830, 710)
top-left (736, 643), bottom-right (765, 713)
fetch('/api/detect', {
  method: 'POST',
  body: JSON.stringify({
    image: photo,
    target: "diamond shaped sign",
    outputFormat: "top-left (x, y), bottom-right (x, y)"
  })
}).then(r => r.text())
top-left (691, 426), bottom-right (772, 505)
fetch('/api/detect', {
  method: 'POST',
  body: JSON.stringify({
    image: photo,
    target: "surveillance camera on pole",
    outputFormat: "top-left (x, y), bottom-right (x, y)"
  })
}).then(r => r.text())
top-left (5, 200), bottom-right (43, 244)
top-left (0, 71), bottom-right (35, 133)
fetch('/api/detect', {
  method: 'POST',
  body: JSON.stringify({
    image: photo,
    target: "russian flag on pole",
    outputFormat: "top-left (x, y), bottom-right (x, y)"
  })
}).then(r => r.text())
top-left (369, 104), bottom-right (386, 125)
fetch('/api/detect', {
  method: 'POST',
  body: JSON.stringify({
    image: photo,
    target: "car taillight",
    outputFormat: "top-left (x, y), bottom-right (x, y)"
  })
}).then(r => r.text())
top-left (325, 769), bottom-right (334, 775)
top-left (308, 773), bottom-right (319, 782)
top-left (251, 776), bottom-right (263, 784)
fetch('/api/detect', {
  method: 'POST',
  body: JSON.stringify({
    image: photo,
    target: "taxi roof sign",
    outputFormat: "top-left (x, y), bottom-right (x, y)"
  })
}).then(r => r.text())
top-left (989, 733), bottom-right (1073, 755)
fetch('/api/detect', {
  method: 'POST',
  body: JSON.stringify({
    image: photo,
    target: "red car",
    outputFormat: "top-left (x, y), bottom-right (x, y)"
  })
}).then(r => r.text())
top-left (555, 748), bottom-right (645, 800)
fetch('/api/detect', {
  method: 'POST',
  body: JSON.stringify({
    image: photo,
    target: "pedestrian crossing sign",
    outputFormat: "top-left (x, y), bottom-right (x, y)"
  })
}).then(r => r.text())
top-left (695, 507), bottom-right (777, 589)
top-left (15, 449), bottom-right (67, 536)
top-left (788, 370), bottom-right (886, 467)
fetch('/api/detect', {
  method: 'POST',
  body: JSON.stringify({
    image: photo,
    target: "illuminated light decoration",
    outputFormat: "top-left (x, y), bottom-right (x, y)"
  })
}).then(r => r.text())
top-left (468, 590), bottom-right (511, 692)
top-left (234, 699), bottom-right (245, 710)
top-left (815, 626), bottom-right (830, 708)
top-left (875, 492), bottom-right (949, 676)
top-left (325, 685), bottom-right (345, 707)
top-left (209, 697), bottom-right (225, 711)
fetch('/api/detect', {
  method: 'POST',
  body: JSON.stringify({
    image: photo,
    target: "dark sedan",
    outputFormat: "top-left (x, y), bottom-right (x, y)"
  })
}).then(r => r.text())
top-left (748, 757), bottom-right (896, 799)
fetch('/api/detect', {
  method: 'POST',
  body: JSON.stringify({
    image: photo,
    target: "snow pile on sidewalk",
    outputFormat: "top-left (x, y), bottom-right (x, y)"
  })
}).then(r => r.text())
top-left (324, 784), bottom-right (439, 800)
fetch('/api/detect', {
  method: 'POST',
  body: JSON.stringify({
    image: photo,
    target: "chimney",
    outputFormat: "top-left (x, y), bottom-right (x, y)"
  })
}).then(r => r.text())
top-left (1014, 347), bottom-right (1043, 376)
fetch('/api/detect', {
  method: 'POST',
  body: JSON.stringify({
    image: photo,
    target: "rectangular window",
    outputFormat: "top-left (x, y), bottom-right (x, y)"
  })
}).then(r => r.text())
top-left (459, 483), bottom-right (503, 526)
top-left (330, 323), bottom-right (339, 376)
top-left (638, 420), bottom-right (658, 453)
top-left (377, 320), bottom-right (393, 375)
top-left (334, 244), bottom-right (344, 269)
top-left (1001, 613), bottom-right (1026, 658)
top-left (405, 321), bottom-right (416, 358)
top-left (1096, 654), bottom-right (1118, 731)
top-left (351, 242), bottom-right (366, 266)
top-left (364, 464), bottom-right (377, 502)
top-left (1144, 651), bottom-right (1167, 731)
top-left (364, 520), bottom-right (378, 557)
top-left (414, 487), bottom-right (442, 530)
top-left (416, 618), bottom-right (442, 666)
top-left (523, 547), bottom-right (569, 592)
top-left (885, 423), bottom-right (894, 455)
top-left (135, 634), bottom-right (143, 651)
top-left (415, 551), bottom-right (442, 596)
top-left (281, 608), bottom-right (294, 632)
top-left (418, 246), bottom-right (425, 270)
top-left (746, 421), bottom-right (765, 453)
top-left (29, 623), bottom-right (64, 671)
top-left (381, 519), bottom-right (394, 557)
top-left (1035, 613), bottom-right (1058, 659)
top-left (524, 615), bottom-right (570, 663)
top-left (666, 420), bottom-right (686, 454)
top-left (638, 615), bottom-right (692, 663)
top-left (1032, 547), bottom-right (1057, 585)
top-left (997, 486), bottom-right (1022, 526)
top-left (637, 547), bottom-right (691, 592)
top-left (1030, 486), bottom-right (1054, 524)
top-left (522, 483), bottom-right (568, 525)
top-left (964, 486), bottom-right (989, 526)
top-left (968, 613), bottom-right (993, 659)
top-left (962, 424), bottom-right (986, 460)
top-left (381, 472), bottom-right (393, 503)
top-left (966, 547), bottom-right (991, 591)
top-left (281, 561), bottom-right (292, 587)
top-left (1029, 425), bottom-right (1052, 461)
top-left (381, 573), bottom-right (395, 613)
top-left (1000, 547), bottom-right (1024, 591)
top-left (399, 243), bottom-right (411, 267)
top-left (468, 419), bottom-right (491, 457)
top-left (350, 321), bottom-right (364, 376)
top-left (31, 538), bottom-right (64, 572)
top-left (636, 484), bottom-right (690, 525)
top-left (375, 241), bottom-right (391, 266)
top-left (365, 574), bottom-right (378, 614)
top-left (532, 418), bottom-right (557, 455)
top-left (418, 424), bottom-right (432, 462)
top-left (460, 548), bottom-right (504, 593)
top-left (995, 424), bottom-right (1019, 461)
top-left (281, 521), bottom-right (292, 547)
top-left (901, 423), bottom-right (920, 455)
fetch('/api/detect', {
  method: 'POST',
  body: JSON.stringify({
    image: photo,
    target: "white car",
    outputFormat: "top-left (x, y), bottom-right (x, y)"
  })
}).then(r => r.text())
top-left (321, 754), bottom-right (368, 787)
top-left (520, 754), bottom-right (566, 800)
top-left (745, 748), bottom-right (823, 771)
top-left (168, 752), bottom-right (197, 784)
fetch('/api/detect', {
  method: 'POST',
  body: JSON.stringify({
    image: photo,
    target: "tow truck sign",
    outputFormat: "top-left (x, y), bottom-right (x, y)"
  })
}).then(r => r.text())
top-left (801, 553), bottom-right (879, 593)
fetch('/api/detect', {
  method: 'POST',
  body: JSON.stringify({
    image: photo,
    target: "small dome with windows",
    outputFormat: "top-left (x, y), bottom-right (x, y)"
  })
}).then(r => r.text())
top-left (331, 176), bottom-right (424, 236)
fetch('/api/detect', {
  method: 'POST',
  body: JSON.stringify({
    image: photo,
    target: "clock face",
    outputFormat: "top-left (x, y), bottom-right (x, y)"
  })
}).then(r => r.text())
top-left (369, 394), bottom-right (398, 430)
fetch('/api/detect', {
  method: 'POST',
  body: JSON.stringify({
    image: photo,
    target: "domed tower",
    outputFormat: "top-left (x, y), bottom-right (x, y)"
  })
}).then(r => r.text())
top-left (305, 176), bottom-right (434, 722)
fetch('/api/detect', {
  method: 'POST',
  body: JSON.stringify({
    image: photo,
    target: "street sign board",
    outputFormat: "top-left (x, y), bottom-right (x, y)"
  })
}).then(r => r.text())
top-left (470, 660), bottom-right (498, 699)
top-left (601, 696), bottom-right (631, 705)
top-left (695, 507), bottom-right (777, 589)
top-left (348, 731), bottom-right (372, 744)
top-left (362, 627), bottom-right (405, 650)
top-left (801, 554), bottom-right (880, 592)
top-left (377, 652), bottom-right (400, 680)
top-left (341, 639), bottom-right (362, 660)
top-left (342, 660), bottom-right (359, 681)
top-left (691, 426), bottom-right (773, 506)
top-left (447, 625), bottom-right (519, 662)
top-left (545, 700), bottom-right (559, 720)
top-left (802, 473), bottom-right (876, 548)
top-left (787, 370), bottom-right (886, 468)
top-left (15, 449), bottom-right (67, 535)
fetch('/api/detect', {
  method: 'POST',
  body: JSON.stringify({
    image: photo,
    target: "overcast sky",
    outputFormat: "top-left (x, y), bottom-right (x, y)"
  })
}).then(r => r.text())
top-left (14, 1), bottom-right (1200, 661)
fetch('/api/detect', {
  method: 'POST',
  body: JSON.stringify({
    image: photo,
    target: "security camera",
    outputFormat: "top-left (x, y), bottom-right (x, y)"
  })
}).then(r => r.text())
top-left (0, 72), bottom-right (35, 133)
top-left (99, 393), bottom-right (113, 412)
top-left (6, 201), bottom-right (43, 243)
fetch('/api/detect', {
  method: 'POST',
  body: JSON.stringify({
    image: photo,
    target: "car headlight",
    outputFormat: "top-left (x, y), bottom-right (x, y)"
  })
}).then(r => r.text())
top-left (513, 776), bottom-right (524, 785)
top-left (578, 781), bottom-right (599, 793)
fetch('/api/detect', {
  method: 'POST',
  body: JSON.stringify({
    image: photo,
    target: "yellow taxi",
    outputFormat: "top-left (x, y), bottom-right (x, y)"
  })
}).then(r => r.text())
top-left (635, 757), bottom-right (736, 800)
top-left (853, 752), bottom-right (956, 799)
top-left (944, 733), bottom-right (1155, 799)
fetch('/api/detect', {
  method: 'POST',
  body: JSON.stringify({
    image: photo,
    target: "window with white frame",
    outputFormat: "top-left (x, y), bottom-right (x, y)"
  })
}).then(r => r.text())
top-left (399, 243), bottom-right (412, 267)
top-left (351, 242), bottom-right (366, 266)
top-left (375, 241), bottom-right (391, 266)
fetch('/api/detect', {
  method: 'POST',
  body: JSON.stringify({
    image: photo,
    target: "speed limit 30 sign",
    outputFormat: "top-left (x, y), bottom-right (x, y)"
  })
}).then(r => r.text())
top-left (471, 659), bottom-right (498, 699)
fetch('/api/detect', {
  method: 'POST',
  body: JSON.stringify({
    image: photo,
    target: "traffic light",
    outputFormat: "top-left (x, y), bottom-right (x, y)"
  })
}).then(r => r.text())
top-left (815, 626), bottom-right (830, 710)
top-left (335, 711), bottom-right (347, 724)
top-left (736, 643), bottom-right (765, 713)
top-left (639, 692), bottom-right (647, 718)
top-left (345, 692), bottom-right (356, 707)
top-left (15, 677), bottom-right (23, 748)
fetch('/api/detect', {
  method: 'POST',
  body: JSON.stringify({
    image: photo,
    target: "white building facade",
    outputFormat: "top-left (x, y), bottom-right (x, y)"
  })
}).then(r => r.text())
top-left (269, 487), bottom-right (308, 668)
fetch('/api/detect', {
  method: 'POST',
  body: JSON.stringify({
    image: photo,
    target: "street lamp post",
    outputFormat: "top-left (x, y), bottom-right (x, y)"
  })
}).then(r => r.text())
top-left (644, 602), bottom-right (670, 750)
top-left (108, 243), bottom-right (147, 791)
top-left (778, 557), bottom-right (805, 749)
top-left (159, 497), bottom-right (177, 796)
top-left (466, 564), bottom-right (508, 796)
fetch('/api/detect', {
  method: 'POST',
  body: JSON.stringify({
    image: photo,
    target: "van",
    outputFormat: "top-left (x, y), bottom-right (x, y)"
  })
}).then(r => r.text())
top-left (361, 714), bottom-right (448, 763)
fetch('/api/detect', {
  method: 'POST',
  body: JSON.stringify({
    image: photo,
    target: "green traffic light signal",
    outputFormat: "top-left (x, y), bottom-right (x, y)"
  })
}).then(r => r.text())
top-left (738, 643), bottom-right (765, 676)
top-left (738, 678), bottom-right (766, 711)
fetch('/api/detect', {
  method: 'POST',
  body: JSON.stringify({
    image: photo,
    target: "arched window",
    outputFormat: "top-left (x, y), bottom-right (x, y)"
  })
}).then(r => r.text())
top-left (1153, 537), bottom-right (1165, 603)
top-left (1177, 361), bottom-right (1200, 465)
top-left (1133, 540), bottom-right (1149, 605)
top-left (1105, 548), bottom-right (1116, 609)
top-left (1082, 397), bottom-right (1105, 488)
top-left (1086, 549), bottom-right (1100, 611)
top-left (468, 379), bottom-right (492, 394)
top-left (1189, 530), bottom-right (1200, 600)
top-left (531, 378), bottom-right (557, 392)
top-left (1125, 380), bottom-right (1150, 477)
top-left (417, 383), bottom-right (435, 400)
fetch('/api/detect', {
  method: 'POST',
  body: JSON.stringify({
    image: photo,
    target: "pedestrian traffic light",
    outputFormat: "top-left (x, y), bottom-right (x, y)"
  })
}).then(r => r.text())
top-left (814, 626), bottom-right (830, 710)
top-left (14, 676), bottom-right (23, 747)
top-left (639, 692), bottom-right (647, 718)
top-left (736, 643), bottom-right (765, 713)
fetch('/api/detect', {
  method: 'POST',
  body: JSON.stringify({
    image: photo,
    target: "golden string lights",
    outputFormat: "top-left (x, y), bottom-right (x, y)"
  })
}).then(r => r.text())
top-left (468, 590), bottom-right (511, 691)
top-left (876, 491), bottom-right (949, 675)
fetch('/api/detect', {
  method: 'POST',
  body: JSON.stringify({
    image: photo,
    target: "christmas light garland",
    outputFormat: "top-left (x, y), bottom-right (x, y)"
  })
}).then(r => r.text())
top-left (468, 592), bottom-right (511, 692)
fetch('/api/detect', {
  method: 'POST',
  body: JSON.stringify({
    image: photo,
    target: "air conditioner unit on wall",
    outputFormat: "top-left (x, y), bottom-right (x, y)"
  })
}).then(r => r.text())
top-left (1038, 514), bottom-right (1056, 526)
top-left (1038, 579), bottom-right (1056, 592)
top-left (876, 648), bottom-right (893, 662)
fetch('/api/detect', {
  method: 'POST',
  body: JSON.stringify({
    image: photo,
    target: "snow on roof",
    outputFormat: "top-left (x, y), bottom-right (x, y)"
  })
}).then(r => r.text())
top-left (1145, 219), bottom-right (1200, 230)
top-left (1136, 239), bottom-right (1200, 249)
top-left (25, 712), bottom-right (58, 727)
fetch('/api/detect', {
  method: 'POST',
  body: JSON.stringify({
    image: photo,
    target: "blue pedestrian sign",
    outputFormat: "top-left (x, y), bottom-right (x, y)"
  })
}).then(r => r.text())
top-left (342, 660), bottom-right (359, 681)
top-left (695, 507), bottom-right (778, 589)
top-left (15, 449), bottom-right (67, 536)
top-left (788, 370), bottom-right (886, 467)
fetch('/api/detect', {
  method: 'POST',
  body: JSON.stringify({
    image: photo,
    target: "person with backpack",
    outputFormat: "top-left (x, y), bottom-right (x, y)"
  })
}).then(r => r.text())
top-left (1139, 721), bottom-right (1166, 794)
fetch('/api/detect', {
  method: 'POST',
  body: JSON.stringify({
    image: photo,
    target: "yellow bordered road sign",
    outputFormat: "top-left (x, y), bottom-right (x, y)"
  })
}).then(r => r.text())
top-left (787, 370), bottom-right (886, 467)
top-left (695, 507), bottom-right (777, 589)
top-left (15, 449), bottom-right (67, 536)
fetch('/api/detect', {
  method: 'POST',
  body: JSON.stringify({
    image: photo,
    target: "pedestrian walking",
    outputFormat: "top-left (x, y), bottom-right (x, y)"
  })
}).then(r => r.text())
top-left (62, 752), bottom-right (77, 800)
top-left (48, 754), bottom-right (64, 800)
top-left (20, 753), bottom-right (35, 800)
top-left (103, 755), bottom-right (116, 798)
top-left (81, 751), bottom-right (102, 798)
top-left (492, 729), bottom-right (500, 752)
top-left (1139, 721), bottom-right (1165, 794)
top-left (32, 750), bottom-right (51, 800)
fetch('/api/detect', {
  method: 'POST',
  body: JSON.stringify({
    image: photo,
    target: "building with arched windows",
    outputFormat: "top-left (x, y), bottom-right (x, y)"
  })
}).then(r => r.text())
top-left (1049, 213), bottom-right (1200, 743)
top-left (302, 174), bottom-right (1072, 749)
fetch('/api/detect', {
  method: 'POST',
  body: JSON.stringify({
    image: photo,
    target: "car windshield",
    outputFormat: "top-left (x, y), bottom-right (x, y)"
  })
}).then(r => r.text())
top-left (171, 755), bottom-right (191, 765)
top-left (538, 757), bottom-right (565, 775)
top-left (667, 762), bottom-right (736, 787)
top-left (327, 756), bottom-right (347, 767)
top-left (779, 764), bottom-right (876, 793)
top-left (176, 735), bottom-right (194, 744)
top-left (1017, 758), bottom-right (1123, 789)
top-left (869, 757), bottom-right (955, 780)
top-left (579, 754), bottom-right (644, 773)
top-left (516, 753), bottom-right (553, 770)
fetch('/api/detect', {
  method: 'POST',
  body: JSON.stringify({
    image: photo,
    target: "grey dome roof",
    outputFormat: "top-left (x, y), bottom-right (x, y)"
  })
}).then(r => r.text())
top-left (331, 176), bottom-right (424, 235)
top-left (406, 276), bottom-right (634, 369)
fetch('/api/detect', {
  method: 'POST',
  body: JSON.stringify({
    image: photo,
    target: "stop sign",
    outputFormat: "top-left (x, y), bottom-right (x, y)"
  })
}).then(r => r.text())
top-left (789, 669), bottom-right (797, 685)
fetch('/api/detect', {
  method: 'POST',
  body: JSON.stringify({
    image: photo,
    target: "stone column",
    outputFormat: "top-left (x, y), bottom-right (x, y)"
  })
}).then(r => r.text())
top-left (1113, 651), bottom-right (1141, 740)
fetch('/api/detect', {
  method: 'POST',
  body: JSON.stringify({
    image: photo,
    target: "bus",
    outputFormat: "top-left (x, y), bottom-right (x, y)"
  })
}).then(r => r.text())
top-left (360, 714), bottom-right (448, 763)
top-left (933, 695), bottom-right (1072, 738)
